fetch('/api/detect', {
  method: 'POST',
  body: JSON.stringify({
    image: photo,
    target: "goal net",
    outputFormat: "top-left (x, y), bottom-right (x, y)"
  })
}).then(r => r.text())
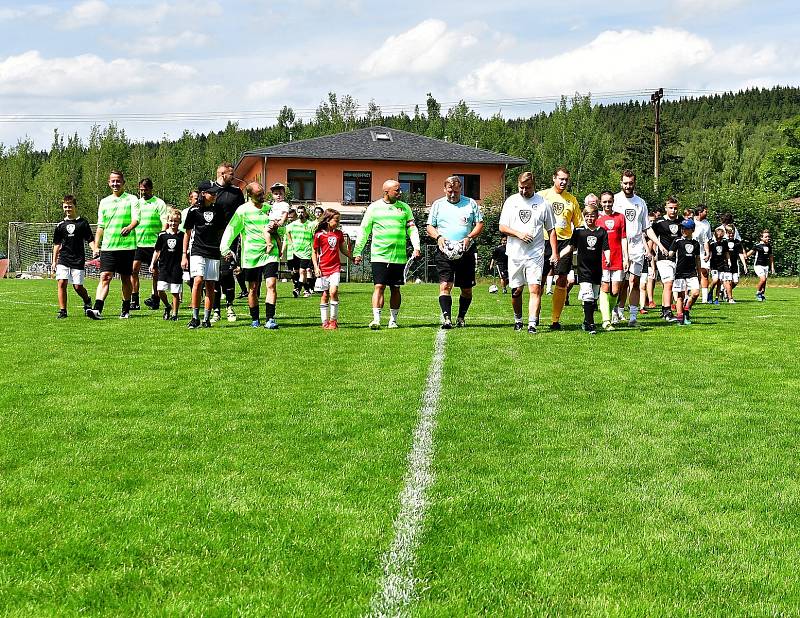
top-left (6, 222), bottom-right (153, 279)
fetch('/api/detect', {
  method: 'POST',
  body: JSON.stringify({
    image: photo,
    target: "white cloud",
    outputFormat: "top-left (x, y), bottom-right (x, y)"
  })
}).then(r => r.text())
top-left (114, 31), bottom-right (210, 56)
top-left (0, 5), bottom-right (56, 21)
top-left (360, 19), bottom-right (477, 77)
top-left (60, 0), bottom-right (110, 29)
top-left (0, 51), bottom-right (197, 98)
top-left (459, 28), bottom-right (717, 98)
top-left (245, 78), bottom-right (291, 101)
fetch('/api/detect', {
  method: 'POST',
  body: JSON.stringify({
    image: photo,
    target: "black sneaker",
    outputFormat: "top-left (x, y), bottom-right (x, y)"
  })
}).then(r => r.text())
top-left (292, 288), bottom-right (300, 298)
top-left (527, 324), bottom-right (537, 334)
top-left (83, 304), bottom-right (92, 312)
top-left (550, 321), bottom-right (562, 331)
top-left (129, 302), bottom-right (141, 310)
top-left (144, 296), bottom-right (158, 309)
top-left (237, 290), bottom-right (248, 299)
top-left (162, 307), bottom-right (171, 320)
top-left (201, 319), bottom-right (212, 328)
top-left (57, 310), bottom-right (68, 319)
top-left (169, 314), bottom-right (178, 321)
top-left (441, 316), bottom-right (453, 330)
top-left (85, 308), bottom-right (102, 320)
top-left (455, 317), bottom-right (465, 328)
top-left (588, 324), bottom-right (597, 335)
top-left (187, 318), bottom-right (200, 329)
top-left (119, 311), bottom-right (130, 319)
top-left (513, 322), bottom-right (523, 331)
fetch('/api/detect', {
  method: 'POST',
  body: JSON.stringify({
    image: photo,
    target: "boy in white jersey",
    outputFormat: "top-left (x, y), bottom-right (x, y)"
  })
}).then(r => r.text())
top-left (498, 172), bottom-right (558, 334)
top-left (612, 169), bottom-right (651, 327)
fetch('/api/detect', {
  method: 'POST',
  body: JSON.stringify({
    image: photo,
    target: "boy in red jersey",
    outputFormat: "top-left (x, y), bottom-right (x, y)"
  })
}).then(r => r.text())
top-left (596, 190), bottom-right (629, 330)
top-left (312, 208), bottom-right (353, 329)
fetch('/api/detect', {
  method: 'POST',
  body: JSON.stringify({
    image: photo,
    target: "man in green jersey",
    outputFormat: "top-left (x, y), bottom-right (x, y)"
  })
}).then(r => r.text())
top-left (285, 205), bottom-right (315, 298)
top-left (353, 179), bottom-right (421, 329)
top-left (220, 182), bottom-right (281, 329)
top-left (85, 170), bottom-right (139, 320)
top-left (131, 178), bottom-right (167, 310)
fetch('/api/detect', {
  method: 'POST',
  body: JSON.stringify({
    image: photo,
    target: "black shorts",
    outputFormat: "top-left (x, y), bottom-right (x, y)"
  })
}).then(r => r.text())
top-left (287, 256), bottom-right (299, 271)
top-left (134, 246), bottom-right (155, 264)
top-left (246, 262), bottom-right (279, 283)
top-left (543, 239), bottom-right (573, 278)
top-left (100, 250), bottom-right (135, 276)
top-left (293, 256), bottom-right (313, 270)
top-left (372, 262), bottom-right (405, 287)
top-left (498, 268), bottom-right (509, 281)
top-left (435, 245), bottom-right (476, 288)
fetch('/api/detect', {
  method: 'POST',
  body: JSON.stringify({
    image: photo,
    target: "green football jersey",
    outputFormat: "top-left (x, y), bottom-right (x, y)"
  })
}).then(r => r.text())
top-left (286, 219), bottom-right (315, 260)
top-left (97, 192), bottom-right (139, 251)
top-left (220, 201), bottom-right (278, 268)
top-left (354, 199), bottom-right (415, 264)
top-left (135, 196), bottom-right (168, 247)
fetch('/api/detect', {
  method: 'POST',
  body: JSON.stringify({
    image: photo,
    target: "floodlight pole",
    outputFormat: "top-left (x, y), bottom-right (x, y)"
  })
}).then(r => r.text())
top-left (651, 88), bottom-right (663, 192)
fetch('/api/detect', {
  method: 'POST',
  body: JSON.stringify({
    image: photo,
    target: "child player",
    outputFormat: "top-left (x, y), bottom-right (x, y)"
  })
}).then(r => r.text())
top-left (150, 209), bottom-right (185, 320)
top-left (596, 190), bottom-right (628, 330)
top-left (722, 225), bottom-right (748, 303)
top-left (312, 208), bottom-right (352, 329)
top-left (560, 203), bottom-right (610, 335)
top-left (707, 227), bottom-right (729, 304)
top-left (669, 219), bottom-right (701, 325)
top-left (51, 195), bottom-right (96, 318)
top-left (748, 229), bottom-right (776, 301)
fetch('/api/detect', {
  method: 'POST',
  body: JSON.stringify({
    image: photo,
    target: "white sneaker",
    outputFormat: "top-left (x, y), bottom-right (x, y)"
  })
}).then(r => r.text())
top-left (210, 309), bottom-right (221, 323)
top-left (226, 307), bottom-right (237, 322)
top-left (611, 309), bottom-right (620, 325)
top-left (369, 319), bottom-right (381, 330)
top-left (387, 320), bottom-right (399, 329)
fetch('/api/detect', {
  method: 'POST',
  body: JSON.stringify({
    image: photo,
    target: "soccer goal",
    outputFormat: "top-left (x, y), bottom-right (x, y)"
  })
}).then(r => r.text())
top-left (6, 222), bottom-right (152, 279)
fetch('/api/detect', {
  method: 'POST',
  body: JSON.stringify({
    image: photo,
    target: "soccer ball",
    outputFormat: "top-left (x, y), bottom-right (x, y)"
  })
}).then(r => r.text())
top-left (441, 239), bottom-right (465, 260)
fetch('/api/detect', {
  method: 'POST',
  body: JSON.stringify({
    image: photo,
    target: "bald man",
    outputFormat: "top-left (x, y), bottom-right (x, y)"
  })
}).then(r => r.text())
top-left (353, 180), bottom-right (421, 329)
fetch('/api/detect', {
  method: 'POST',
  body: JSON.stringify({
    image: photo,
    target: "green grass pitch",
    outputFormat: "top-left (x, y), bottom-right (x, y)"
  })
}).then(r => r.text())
top-left (1, 278), bottom-right (799, 616)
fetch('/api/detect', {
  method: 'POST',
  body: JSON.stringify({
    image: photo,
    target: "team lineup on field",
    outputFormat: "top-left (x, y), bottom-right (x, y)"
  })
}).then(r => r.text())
top-left (52, 163), bottom-right (778, 332)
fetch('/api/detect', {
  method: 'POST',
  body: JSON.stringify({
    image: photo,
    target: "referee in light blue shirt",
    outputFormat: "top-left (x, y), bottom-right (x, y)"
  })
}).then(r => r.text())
top-left (426, 176), bottom-right (484, 329)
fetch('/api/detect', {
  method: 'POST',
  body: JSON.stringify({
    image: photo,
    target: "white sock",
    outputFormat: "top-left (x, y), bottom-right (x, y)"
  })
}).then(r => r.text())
top-left (330, 301), bottom-right (339, 320)
top-left (629, 304), bottom-right (638, 318)
top-left (320, 303), bottom-right (329, 324)
top-left (390, 308), bottom-right (399, 322)
top-left (701, 287), bottom-right (708, 303)
top-left (545, 276), bottom-right (553, 293)
top-left (372, 307), bottom-right (381, 322)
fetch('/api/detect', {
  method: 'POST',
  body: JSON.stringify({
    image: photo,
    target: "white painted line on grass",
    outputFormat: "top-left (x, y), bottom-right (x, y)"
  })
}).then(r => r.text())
top-left (368, 328), bottom-right (446, 618)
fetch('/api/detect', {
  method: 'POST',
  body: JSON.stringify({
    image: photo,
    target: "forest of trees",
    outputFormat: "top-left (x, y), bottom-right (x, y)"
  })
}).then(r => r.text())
top-left (2, 86), bottom-right (800, 272)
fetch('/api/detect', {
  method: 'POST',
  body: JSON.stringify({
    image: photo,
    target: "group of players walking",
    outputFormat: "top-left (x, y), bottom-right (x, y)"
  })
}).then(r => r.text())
top-left (51, 164), bottom-right (777, 333)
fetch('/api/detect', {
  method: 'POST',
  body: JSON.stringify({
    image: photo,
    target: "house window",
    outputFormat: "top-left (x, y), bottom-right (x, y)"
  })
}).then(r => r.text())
top-left (343, 171), bottom-right (372, 204)
top-left (454, 174), bottom-right (481, 200)
top-left (398, 172), bottom-right (426, 203)
top-left (287, 169), bottom-right (316, 201)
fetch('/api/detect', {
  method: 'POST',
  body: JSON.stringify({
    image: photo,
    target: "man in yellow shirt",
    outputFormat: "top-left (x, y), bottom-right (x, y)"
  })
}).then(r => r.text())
top-left (537, 167), bottom-right (583, 329)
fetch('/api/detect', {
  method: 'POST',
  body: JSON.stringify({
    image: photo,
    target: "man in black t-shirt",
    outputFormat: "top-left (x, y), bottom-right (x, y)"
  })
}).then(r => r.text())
top-left (51, 195), bottom-right (95, 318)
top-left (182, 180), bottom-right (225, 328)
top-left (668, 219), bottom-right (701, 325)
top-left (646, 197), bottom-right (683, 321)
top-left (561, 205), bottom-right (610, 334)
top-left (489, 234), bottom-right (509, 293)
top-left (213, 162), bottom-right (247, 297)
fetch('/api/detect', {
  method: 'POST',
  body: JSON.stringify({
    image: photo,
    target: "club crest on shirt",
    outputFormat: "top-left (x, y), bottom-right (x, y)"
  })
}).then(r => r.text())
top-left (167, 238), bottom-right (177, 250)
top-left (669, 224), bottom-right (679, 235)
top-left (727, 241), bottom-right (735, 250)
top-left (763, 247), bottom-right (769, 253)
top-left (552, 203), bottom-right (564, 216)
top-left (203, 211), bottom-right (214, 223)
top-left (587, 236), bottom-right (598, 248)
top-left (604, 220), bottom-right (615, 230)
top-left (519, 209), bottom-right (531, 224)
top-left (625, 208), bottom-right (635, 221)
top-left (327, 236), bottom-right (337, 248)
top-left (716, 246), bottom-right (723, 254)
top-left (66, 223), bottom-right (75, 235)
top-left (685, 244), bottom-right (694, 254)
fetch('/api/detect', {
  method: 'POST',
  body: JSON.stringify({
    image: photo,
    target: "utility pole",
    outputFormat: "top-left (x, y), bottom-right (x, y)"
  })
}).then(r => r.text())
top-left (651, 88), bottom-right (664, 191)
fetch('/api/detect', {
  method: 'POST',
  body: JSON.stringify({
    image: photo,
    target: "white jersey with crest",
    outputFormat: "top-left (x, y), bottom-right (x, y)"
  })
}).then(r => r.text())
top-left (613, 191), bottom-right (649, 258)
top-left (499, 193), bottom-right (556, 262)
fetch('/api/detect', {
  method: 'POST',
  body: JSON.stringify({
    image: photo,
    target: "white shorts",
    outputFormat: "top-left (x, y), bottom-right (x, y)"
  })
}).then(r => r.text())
top-left (628, 257), bottom-right (644, 277)
top-left (509, 258), bottom-right (544, 288)
top-left (673, 277), bottom-right (700, 293)
top-left (754, 265), bottom-right (769, 278)
top-left (189, 255), bottom-right (220, 281)
top-left (157, 280), bottom-right (183, 294)
top-left (578, 282), bottom-right (600, 302)
top-left (602, 269), bottom-right (624, 283)
top-left (700, 257), bottom-right (710, 270)
top-left (710, 269), bottom-right (719, 280)
top-left (567, 270), bottom-right (575, 284)
top-left (656, 260), bottom-right (676, 283)
top-left (647, 267), bottom-right (656, 280)
top-left (720, 271), bottom-right (735, 282)
top-left (55, 265), bottom-right (85, 285)
top-left (314, 271), bottom-right (341, 291)
top-left (182, 270), bottom-right (191, 282)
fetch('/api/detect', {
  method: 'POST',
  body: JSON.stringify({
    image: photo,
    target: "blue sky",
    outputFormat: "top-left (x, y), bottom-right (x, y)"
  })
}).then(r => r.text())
top-left (1, 0), bottom-right (798, 149)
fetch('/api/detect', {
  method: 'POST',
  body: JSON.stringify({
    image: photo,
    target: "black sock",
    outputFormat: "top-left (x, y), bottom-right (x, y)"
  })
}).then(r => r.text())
top-left (77, 289), bottom-right (91, 305)
top-left (583, 300), bottom-right (594, 326)
top-left (458, 296), bottom-right (472, 318)
top-left (265, 302), bottom-right (276, 320)
top-left (94, 298), bottom-right (104, 313)
top-left (225, 288), bottom-right (235, 306)
top-left (661, 305), bottom-right (670, 316)
top-left (438, 294), bottom-right (452, 318)
top-left (131, 292), bottom-right (139, 304)
top-left (304, 281), bottom-right (312, 292)
top-left (122, 299), bottom-right (131, 313)
top-left (249, 306), bottom-right (259, 321)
